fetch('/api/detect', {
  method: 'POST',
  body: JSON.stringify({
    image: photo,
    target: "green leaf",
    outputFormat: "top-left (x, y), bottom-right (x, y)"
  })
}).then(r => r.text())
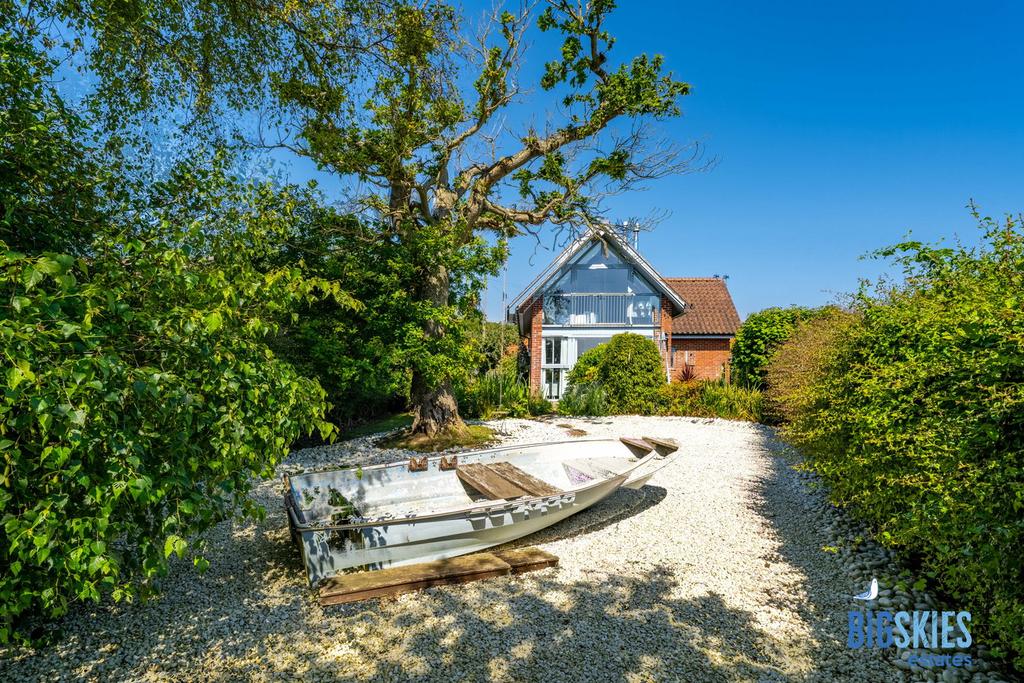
top-left (11, 296), bottom-right (30, 313)
top-left (164, 535), bottom-right (187, 559)
top-left (204, 311), bottom-right (223, 333)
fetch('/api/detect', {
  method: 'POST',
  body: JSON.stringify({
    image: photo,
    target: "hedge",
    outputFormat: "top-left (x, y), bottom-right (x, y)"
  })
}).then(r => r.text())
top-left (730, 306), bottom-right (830, 389)
top-left (773, 212), bottom-right (1024, 670)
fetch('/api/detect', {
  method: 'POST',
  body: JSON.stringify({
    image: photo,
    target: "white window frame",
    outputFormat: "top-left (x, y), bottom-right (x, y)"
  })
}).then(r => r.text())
top-left (541, 336), bottom-right (573, 400)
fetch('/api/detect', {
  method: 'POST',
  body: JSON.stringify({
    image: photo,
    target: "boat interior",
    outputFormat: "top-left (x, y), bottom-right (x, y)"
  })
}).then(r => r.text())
top-left (288, 439), bottom-right (653, 526)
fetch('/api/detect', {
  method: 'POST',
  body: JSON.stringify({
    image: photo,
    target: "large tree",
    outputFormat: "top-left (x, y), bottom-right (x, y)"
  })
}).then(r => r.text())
top-left (31, 0), bottom-right (697, 437)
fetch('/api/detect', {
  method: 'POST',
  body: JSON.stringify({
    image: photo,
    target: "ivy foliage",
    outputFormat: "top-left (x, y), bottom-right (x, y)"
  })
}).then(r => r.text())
top-left (775, 211), bottom-right (1024, 670)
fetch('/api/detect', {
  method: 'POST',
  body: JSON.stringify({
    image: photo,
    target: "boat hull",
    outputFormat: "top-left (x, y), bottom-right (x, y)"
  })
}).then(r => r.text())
top-left (292, 472), bottom-right (625, 586)
top-left (622, 449), bottom-right (682, 489)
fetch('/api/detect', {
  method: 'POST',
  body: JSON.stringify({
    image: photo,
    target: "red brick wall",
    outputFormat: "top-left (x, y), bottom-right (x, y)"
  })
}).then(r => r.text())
top-left (670, 337), bottom-right (733, 382)
top-left (659, 295), bottom-right (673, 375)
top-left (525, 297), bottom-right (543, 394)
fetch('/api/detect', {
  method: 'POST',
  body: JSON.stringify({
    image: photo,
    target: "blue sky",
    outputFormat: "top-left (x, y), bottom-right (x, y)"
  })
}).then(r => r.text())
top-left (66, 1), bottom-right (1018, 320)
top-left (478, 1), bottom-right (1024, 320)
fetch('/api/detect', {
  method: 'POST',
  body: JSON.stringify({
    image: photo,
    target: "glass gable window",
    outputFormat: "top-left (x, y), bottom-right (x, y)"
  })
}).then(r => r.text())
top-left (548, 243), bottom-right (655, 294)
top-left (543, 243), bottom-right (661, 326)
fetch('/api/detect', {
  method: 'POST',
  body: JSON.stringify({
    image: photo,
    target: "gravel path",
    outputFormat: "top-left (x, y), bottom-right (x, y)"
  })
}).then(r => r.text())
top-left (0, 417), bottom-right (1015, 682)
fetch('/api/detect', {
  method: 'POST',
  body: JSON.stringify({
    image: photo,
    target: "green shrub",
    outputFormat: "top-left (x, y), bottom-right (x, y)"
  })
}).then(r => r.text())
top-left (0, 239), bottom-right (334, 643)
top-left (268, 216), bottom-right (503, 428)
top-left (526, 392), bottom-right (554, 416)
top-left (0, 37), bottom-right (339, 642)
top-left (660, 380), bottom-right (763, 422)
top-left (567, 343), bottom-right (606, 386)
top-left (558, 382), bottom-right (608, 416)
top-left (459, 355), bottom-right (538, 419)
top-left (462, 368), bottom-right (529, 418)
top-left (778, 212), bottom-right (1024, 671)
top-left (763, 310), bottom-right (857, 424)
top-left (731, 306), bottom-right (831, 389)
top-left (596, 334), bottom-right (666, 414)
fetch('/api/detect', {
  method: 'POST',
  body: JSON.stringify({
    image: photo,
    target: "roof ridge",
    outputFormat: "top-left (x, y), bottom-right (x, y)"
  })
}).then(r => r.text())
top-left (663, 276), bottom-right (727, 282)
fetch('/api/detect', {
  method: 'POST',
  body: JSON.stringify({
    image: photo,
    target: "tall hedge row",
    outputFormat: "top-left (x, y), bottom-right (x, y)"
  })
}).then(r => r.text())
top-left (730, 306), bottom-right (830, 389)
top-left (772, 213), bottom-right (1024, 669)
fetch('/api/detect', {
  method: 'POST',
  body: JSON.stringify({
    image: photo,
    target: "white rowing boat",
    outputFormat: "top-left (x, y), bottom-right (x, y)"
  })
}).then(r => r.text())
top-left (285, 436), bottom-right (680, 586)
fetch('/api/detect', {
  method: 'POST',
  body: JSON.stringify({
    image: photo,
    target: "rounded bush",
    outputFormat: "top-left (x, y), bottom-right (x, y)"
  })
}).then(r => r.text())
top-left (596, 334), bottom-right (666, 414)
top-left (567, 343), bottom-right (606, 386)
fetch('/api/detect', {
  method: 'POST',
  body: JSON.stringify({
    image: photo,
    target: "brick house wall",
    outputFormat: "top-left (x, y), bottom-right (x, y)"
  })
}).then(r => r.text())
top-left (659, 295), bottom-right (673, 375)
top-left (524, 296), bottom-right (543, 394)
top-left (670, 337), bottom-right (732, 382)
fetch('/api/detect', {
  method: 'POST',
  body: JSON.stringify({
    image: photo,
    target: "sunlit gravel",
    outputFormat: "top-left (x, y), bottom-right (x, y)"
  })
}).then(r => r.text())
top-left (0, 417), bottom-right (1013, 682)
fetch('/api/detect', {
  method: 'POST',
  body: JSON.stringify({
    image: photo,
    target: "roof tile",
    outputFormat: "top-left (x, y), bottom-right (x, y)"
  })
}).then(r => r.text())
top-left (664, 278), bottom-right (741, 336)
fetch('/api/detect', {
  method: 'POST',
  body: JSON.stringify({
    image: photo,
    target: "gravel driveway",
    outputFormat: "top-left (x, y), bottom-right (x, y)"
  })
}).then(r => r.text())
top-left (0, 417), bottom-right (1012, 682)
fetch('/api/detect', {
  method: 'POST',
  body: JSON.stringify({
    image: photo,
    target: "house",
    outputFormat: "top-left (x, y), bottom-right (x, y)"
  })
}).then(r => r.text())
top-left (506, 227), bottom-right (741, 400)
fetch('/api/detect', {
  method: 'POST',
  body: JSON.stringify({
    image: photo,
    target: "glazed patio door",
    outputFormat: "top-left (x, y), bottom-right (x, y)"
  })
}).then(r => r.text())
top-left (542, 336), bottom-right (574, 400)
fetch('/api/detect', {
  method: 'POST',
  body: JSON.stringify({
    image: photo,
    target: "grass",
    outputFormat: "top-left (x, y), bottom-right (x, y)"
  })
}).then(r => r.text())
top-left (660, 381), bottom-right (763, 422)
top-left (339, 413), bottom-right (413, 441)
top-left (377, 424), bottom-right (496, 452)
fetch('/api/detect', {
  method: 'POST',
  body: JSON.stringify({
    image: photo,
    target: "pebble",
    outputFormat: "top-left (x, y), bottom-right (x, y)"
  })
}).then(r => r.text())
top-left (0, 417), bottom-right (1015, 682)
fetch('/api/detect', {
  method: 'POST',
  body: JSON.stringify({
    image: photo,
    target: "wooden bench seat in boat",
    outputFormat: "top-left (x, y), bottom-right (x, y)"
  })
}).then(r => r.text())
top-left (456, 462), bottom-right (562, 500)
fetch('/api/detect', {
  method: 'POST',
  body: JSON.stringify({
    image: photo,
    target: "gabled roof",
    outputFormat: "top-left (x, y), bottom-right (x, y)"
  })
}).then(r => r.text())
top-left (506, 227), bottom-right (687, 319)
top-left (664, 278), bottom-right (741, 336)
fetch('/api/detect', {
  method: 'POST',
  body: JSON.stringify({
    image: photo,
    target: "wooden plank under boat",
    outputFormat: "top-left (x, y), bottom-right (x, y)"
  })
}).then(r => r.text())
top-left (317, 547), bottom-right (559, 606)
top-left (285, 437), bottom-right (681, 586)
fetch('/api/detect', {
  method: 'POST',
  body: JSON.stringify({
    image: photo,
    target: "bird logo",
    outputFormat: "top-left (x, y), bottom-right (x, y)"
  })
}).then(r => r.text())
top-left (853, 578), bottom-right (879, 601)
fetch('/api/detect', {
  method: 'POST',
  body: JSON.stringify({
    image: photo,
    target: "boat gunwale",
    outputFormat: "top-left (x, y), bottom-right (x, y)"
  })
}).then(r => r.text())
top-left (286, 447), bottom-right (657, 532)
top-left (287, 437), bottom-right (646, 482)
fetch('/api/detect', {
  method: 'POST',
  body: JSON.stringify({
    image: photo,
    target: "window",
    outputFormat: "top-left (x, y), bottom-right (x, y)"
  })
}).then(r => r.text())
top-left (577, 337), bottom-right (611, 357)
top-left (544, 368), bottom-right (563, 400)
top-left (545, 338), bottom-right (562, 365)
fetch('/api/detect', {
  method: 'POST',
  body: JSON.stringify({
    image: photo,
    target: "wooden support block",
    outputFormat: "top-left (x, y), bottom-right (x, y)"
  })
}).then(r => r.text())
top-left (318, 553), bottom-right (512, 606)
top-left (643, 436), bottom-right (679, 453)
top-left (493, 547), bottom-right (560, 574)
top-left (619, 437), bottom-right (654, 455)
top-left (456, 463), bottom-right (529, 500)
top-left (486, 462), bottom-right (561, 497)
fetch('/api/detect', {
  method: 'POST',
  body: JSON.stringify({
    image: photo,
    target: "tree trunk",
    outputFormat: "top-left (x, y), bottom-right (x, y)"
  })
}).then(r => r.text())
top-left (410, 377), bottom-right (464, 436)
top-left (409, 261), bottom-right (466, 436)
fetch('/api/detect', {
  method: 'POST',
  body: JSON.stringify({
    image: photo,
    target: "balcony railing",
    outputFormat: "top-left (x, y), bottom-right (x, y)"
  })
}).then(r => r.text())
top-left (543, 293), bottom-right (660, 326)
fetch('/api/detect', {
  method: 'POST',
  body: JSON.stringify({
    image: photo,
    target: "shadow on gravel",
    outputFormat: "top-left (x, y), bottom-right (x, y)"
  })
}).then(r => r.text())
top-left (509, 485), bottom-right (668, 547)
top-left (312, 565), bottom-right (788, 682)
top-left (2, 431), bottom-right (862, 683)
top-left (743, 426), bottom-right (889, 682)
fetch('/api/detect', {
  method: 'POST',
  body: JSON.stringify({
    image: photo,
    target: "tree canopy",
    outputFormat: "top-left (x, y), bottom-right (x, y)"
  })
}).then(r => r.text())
top-left (22, 0), bottom-right (699, 437)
